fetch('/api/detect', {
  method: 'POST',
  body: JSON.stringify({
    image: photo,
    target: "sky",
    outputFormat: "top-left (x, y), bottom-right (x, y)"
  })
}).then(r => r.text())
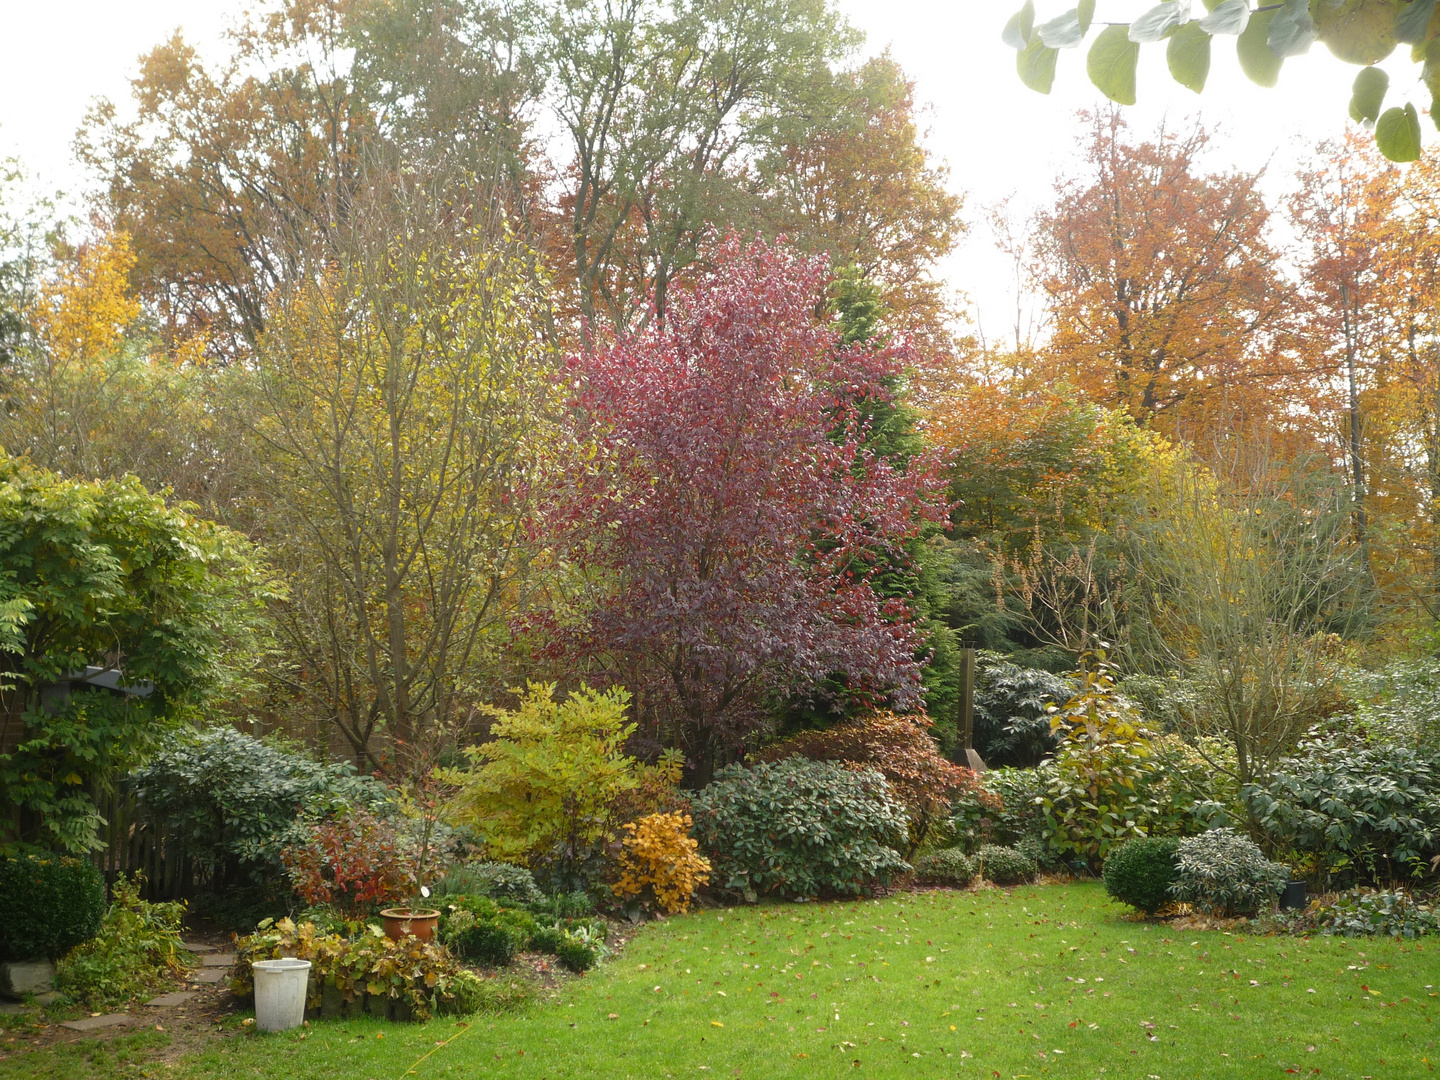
top-left (0, 0), bottom-right (1416, 338)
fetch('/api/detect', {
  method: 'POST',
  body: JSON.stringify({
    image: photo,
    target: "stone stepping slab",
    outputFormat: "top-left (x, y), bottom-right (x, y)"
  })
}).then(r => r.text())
top-left (61, 1013), bottom-right (134, 1032)
top-left (179, 941), bottom-right (217, 953)
top-left (198, 954), bottom-right (235, 968)
top-left (144, 991), bottom-right (198, 1007)
top-left (190, 969), bottom-right (227, 984)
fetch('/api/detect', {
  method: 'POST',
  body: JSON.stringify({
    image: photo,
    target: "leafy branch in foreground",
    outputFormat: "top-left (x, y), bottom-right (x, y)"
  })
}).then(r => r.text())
top-left (1003, 0), bottom-right (1439, 161)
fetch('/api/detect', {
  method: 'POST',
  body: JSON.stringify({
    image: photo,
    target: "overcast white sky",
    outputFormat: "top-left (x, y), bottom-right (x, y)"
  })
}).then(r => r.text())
top-left (0, 1), bottom-right (1416, 335)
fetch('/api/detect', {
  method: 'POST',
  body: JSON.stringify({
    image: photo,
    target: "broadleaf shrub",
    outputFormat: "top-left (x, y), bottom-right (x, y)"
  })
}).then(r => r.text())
top-left (280, 809), bottom-right (414, 917)
top-left (758, 711), bottom-right (992, 852)
top-left (973, 655), bottom-right (1072, 767)
top-left (55, 875), bottom-right (188, 1008)
top-left (613, 812), bottom-right (711, 914)
top-left (691, 758), bottom-right (910, 900)
top-left (1244, 736), bottom-right (1440, 883)
top-left (977, 844), bottom-right (1036, 886)
top-left (912, 848), bottom-right (976, 887)
top-left (1316, 889), bottom-right (1439, 938)
top-left (1102, 836), bottom-right (1180, 915)
top-left (1170, 829), bottom-right (1289, 916)
top-left (0, 853), bottom-right (105, 960)
top-left (432, 861), bottom-right (543, 906)
top-left (441, 683), bottom-right (681, 889)
top-left (131, 726), bottom-right (389, 888)
top-left (232, 918), bottom-right (472, 1020)
top-left (438, 896), bottom-right (537, 967)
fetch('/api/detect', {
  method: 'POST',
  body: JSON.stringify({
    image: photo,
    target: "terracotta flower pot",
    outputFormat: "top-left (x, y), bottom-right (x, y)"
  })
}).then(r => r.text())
top-left (379, 907), bottom-right (440, 943)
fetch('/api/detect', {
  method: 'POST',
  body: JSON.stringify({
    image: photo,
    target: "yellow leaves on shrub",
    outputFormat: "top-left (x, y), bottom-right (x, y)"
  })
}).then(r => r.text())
top-left (613, 812), bottom-right (710, 915)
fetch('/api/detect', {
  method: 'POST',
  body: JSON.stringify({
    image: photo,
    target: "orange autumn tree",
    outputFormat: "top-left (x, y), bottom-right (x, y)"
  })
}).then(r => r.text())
top-left (1031, 111), bottom-right (1292, 442)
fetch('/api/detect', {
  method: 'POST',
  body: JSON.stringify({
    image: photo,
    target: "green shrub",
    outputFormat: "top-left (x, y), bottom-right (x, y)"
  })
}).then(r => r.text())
top-left (233, 918), bottom-right (469, 1021)
top-left (1170, 829), bottom-right (1289, 916)
top-left (1317, 889), bottom-right (1439, 939)
top-left (526, 890), bottom-right (595, 920)
top-left (977, 844), bottom-right (1036, 885)
top-left (912, 849), bottom-right (976, 887)
top-left (1102, 837), bottom-right (1181, 915)
top-left (432, 861), bottom-right (543, 905)
top-left (439, 897), bottom-right (538, 966)
top-left (691, 758), bottom-right (910, 901)
top-left (553, 925), bottom-right (608, 972)
top-left (0, 854), bottom-right (105, 960)
top-left (55, 876), bottom-right (188, 1008)
top-left (445, 969), bottom-right (535, 1015)
top-left (131, 727), bottom-right (390, 890)
top-left (972, 655), bottom-right (1072, 767)
top-left (1244, 737), bottom-right (1440, 883)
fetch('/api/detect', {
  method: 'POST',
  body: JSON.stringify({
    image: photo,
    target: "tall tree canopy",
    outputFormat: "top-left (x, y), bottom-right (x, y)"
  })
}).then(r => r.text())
top-left (1030, 112), bottom-right (1291, 441)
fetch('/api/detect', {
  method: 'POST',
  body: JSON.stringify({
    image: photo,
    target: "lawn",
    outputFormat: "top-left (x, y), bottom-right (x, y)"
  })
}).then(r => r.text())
top-left (8, 882), bottom-right (1439, 1080)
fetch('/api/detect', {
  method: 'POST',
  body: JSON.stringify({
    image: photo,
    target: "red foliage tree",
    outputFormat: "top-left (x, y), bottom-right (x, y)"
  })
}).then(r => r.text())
top-left (559, 236), bottom-right (946, 784)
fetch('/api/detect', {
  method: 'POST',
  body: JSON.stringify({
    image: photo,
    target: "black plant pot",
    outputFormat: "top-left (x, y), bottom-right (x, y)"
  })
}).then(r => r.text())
top-left (1280, 880), bottom-right (1308, 910)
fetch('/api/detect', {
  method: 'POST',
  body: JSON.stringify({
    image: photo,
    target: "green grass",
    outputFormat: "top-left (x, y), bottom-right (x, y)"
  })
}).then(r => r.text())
top-left (9, 883), bottom-right (1440, 1079)
top-left (0, 1030), bottom-right (169, 1080)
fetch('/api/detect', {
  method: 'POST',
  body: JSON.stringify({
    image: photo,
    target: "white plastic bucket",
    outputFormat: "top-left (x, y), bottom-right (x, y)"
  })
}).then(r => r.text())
top-left (252, 958), bottom-right (312, 1032)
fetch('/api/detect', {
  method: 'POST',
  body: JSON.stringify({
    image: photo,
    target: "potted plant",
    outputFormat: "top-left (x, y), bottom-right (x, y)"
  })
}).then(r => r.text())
top-left (381, 780), bottom-right (442, 942)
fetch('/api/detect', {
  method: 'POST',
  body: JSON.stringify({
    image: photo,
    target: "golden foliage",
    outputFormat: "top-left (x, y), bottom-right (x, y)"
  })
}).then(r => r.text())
top-left (612, 812), bottom-right (710, 915)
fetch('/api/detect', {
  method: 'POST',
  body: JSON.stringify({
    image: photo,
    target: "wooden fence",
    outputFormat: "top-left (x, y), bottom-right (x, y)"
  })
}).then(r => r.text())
top-left (92, 788), bottom-right (192, 901)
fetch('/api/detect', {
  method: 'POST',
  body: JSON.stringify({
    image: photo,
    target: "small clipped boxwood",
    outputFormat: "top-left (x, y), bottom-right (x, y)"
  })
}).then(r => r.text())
top-left (692, 758), bottom-right (910, 900)
top-left (977, 844), bottom-right (1036, 886)
top-left (1102, 836), bottom-right (1181, 915)
top-left (913, 849), bottom-right (976, 887)
top-left (440, 896), bottom-right (538, 966)
top-left (0, 854), bottom-right (105, 960)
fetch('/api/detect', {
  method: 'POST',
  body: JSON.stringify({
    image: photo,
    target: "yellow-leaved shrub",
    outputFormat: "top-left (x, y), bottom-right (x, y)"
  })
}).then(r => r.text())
top-left (613, 812), bottom-right (710, 914)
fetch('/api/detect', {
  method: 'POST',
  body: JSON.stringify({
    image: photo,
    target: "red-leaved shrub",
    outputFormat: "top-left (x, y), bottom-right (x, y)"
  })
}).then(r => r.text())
top-left (280, 810), bottom-right (414, 916)
top-left (758, 711), bottom-right (996, 854)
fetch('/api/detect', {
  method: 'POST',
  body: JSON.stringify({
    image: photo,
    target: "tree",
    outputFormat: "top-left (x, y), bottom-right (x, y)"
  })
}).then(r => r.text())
top-left (228, 160), bottom-right (559, 771)
top-left (534, 0), bottom-right (855, 331)
top-left (752, 54), bottom-right (967, 354)
top-left (79, 0), bottom-right (535, 356)
top-left (558, 236), bottom-right (946, 784)
top-left (999, 0), bottom-right (1440, 162)
top-left (0, 159), bottom-right (55, 377)
top-left (1030, 112), bottom-right (1292, 442)
top-left (0, 454), bottom-right (273, 854)
top-left (1288, 134), bottom-right (1394, 575)
top-left (1127, 443), bottom-right (1368, 787)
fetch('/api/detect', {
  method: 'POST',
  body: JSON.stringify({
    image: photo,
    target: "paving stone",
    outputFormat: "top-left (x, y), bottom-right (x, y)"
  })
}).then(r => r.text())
top-left (190, 968), bottom-right (227, 984)
top-left (0, 959), bottom-right (55, 998)
top-left (179, 941), bottom-right (217, 953)
top-left (145, 991), bottom-right (198, 1007)
top-left (0, 1003), bottom-right (30, 1015)
top-left (61, 1013), bottom-right (133, 1032)
top-left (199, 954), bottom-right (234, 968)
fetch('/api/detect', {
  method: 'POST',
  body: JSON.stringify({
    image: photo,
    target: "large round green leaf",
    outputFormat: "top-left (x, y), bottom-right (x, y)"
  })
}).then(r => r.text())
top-left (1315, 0), bottom-right (1399, 65)
top-left (1088, 25), bottom-right (1142, 104)
top-left (1376, 101), bottom-right (1423, 160)
top-left (1199, 0), bottom-right (1251, 35)
top-left (1018, 38), bottom-right (1060, 92)
top-left (1269, 0), bottom-right (1318, 56)
top-left (1130, 1), bottom-right (1191, 44)
top-left (1238, 8), bottom-right (1285, 85)
top-left (1395, 0), bottom-right (1438, 45)
top-left (1349, 65), bottom-right (1390, 123)
top-left (1168, 21), bottom-right (1213, 91)
top-left (1002, 0), bottom-right (1037, 49)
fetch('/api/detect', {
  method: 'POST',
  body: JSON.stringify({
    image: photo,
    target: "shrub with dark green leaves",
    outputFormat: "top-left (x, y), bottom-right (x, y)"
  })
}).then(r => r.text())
top-left (1244, 737), bottom-right (1440, 883)
top-left (1170, 829), bottom-right (1289, 916)
top-left (432, 861), bottom-right (543, 905)
top-left (973, 656), bottom-right (1072, 767)
top-left (948, 765), bottom-right (1052, 856)
top-left (976, 844), bottom-right (1036, 886)
top-left (131, 727), bottom-right (390, 890)
top-left (526, 890), bottom-right (595, 921)
top-left (1317, 889), bottom-right (1439, 939)
top-left (1102, 837), bottom-right (1181, 915)
top-left (691, 759), bottom-right (910, 901)
top-left (0, 854), bottom-right (105, 960)
top-left (913, 848), bottom-right (976, 887)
